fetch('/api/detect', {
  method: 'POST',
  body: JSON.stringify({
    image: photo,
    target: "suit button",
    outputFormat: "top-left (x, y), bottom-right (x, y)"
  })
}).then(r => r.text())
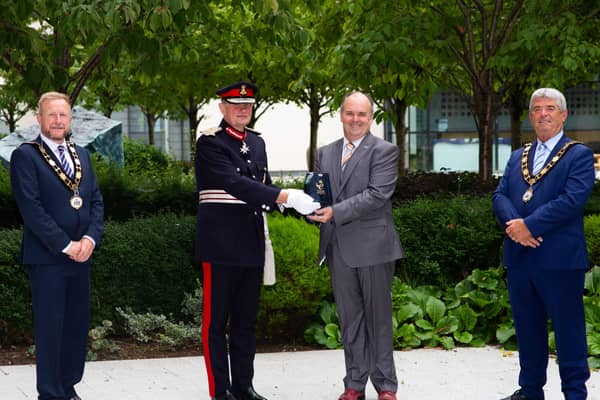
top-left (265, 206), bottom-right (270, 211)
top-left (254, 211), bottom-right (258, 215)
top-left (261, 204), bottom-right (266, 209)
top-left (247, 160), bottom-right (252, 164)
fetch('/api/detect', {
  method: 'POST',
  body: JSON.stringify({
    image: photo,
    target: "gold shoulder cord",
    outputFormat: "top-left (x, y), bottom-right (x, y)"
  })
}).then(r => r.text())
top-left (32, 141), bottom-right (84, 209)
top-left (520, 141), bottom-right (582, 203)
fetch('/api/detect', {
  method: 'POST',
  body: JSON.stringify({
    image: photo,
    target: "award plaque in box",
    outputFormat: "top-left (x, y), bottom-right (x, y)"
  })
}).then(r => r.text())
top-left (303, 172), bottom-right (332, 207)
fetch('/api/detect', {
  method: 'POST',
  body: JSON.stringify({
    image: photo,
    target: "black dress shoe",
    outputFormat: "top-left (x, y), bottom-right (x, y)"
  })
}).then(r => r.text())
top-left (212, 390), bottom-right (237, 400)
top-left (500, 389), bottom-right (530, 400)
top-left (236, 387), bottom-right (268, 400)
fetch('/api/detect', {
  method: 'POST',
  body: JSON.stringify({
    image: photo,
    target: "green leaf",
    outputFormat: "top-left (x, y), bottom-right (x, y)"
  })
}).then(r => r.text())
top-left (450, 305), bottom-right (478, 331)
top-left (434, 316), bottom-right (459, 335)
top-left (395, 303), bottom-right (421, 324)
top-left (438, 335), bottom-right (455, 349)
top-left (496, 325), bottom-right (516, 343)
top-left (426, 297), bottom-right (446, 324)
top-left (585, 301), bottom-right (600, 325)
top-left (325, 337), bottom-right (341, 349)
top-left (588, 356), bottom-right (600, 369)
top-left (587, 332), bottom-right (600, 356)
top-left (585, 266), bottom-right (600, 295)
top-left (469, 268), bottom-right (499, 290)
top-left (415, 319), bottom-right (433, 330)
top-left (324, 323), bottom-right (340, 338)
top-left (454, 331), bottom-right (473, 344)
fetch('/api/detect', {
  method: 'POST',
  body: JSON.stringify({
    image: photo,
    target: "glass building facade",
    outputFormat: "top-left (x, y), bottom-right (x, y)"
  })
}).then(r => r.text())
top-left (388, 84), bottom-right (600, 173)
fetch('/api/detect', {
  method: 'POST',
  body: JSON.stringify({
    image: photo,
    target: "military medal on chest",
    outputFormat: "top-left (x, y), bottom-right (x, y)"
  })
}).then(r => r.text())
top-left (240, 141), bottom-right (250, 154)
top-left (225, 126), bottom-right (250, 155)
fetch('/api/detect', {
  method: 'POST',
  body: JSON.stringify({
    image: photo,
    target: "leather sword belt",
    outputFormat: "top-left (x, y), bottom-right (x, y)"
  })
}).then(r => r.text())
top-left (198, 189), bottom-right (246, 204)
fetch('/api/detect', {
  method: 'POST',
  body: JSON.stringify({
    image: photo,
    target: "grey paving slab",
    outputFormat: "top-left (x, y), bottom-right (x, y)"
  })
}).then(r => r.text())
top-left (0, 347), bottom-right (599, 400)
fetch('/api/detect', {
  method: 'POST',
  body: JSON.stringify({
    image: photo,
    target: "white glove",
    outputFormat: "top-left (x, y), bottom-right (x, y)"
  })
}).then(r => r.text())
top-left (283, 189), bottom-right (321, 215)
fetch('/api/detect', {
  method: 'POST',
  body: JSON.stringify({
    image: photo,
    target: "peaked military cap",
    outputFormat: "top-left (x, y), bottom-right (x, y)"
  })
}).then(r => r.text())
top-left (216, 81), bottom-right (258, 104)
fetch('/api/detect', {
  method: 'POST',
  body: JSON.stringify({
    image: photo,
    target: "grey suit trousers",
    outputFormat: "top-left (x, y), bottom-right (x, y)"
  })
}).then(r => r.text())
top-left (327, 236), bottom-right (398, 393)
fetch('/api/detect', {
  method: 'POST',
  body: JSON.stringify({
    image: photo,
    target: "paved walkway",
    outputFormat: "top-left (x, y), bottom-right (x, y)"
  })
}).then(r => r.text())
top-left (1, 347), bottom-right (598, 399)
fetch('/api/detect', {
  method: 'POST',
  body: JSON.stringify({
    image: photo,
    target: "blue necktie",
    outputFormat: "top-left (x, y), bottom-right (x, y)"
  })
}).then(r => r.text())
top-left (532, 143), bottom-right (548, 175)
top-left (58, 145), bottom-right (73, 178)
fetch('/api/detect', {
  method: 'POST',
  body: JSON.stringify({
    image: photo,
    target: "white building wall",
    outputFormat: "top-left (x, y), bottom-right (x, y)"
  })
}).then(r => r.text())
top-left (197, 100), bottom-right (384, 172)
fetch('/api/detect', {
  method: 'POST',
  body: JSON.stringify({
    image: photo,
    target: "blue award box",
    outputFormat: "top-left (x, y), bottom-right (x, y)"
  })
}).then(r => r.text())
top-left (303, 172), bottom-right (332, 207)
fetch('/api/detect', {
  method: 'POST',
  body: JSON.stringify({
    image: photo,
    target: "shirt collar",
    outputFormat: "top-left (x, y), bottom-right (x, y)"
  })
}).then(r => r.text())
top-left (538, 131), bottom-right (563, 153)
top-left (344, 135), bottom-right (366, 148)
top-left (40, 134), bottom-right (66, 154)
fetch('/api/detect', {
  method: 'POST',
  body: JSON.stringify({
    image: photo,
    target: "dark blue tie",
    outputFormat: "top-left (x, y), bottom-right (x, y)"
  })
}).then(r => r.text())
top-left (58, 145), bottom-right (73, 178)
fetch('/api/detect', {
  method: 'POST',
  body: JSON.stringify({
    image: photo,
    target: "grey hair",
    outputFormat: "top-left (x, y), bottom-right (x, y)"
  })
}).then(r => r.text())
top-left (340, 91), bottom-right (374, 115)
top-left (529, 88), bottom-right (567, 112)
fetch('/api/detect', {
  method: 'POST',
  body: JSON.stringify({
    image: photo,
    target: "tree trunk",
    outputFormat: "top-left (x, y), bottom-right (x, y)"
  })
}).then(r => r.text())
top-left (506, 88), bottom-right (528, 151)
top-left (509, 102), bottom-right (524, 151)
top-left (391, 99), bottom-right (407, 177)
top-left (306, 87), bottom-right (321, 171)
top-left (146, 113), bottom-right (156, 146)
top-left (473, 84), bottom-right (497, 183)
top-left (308, 99), bottom-right (320, 171)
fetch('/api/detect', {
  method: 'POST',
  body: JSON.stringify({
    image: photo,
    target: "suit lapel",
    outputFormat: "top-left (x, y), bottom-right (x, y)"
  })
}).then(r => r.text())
top-left (339, 133), bottom-right (373, 193)
top-left (327, 138), bottom-right (344, 197)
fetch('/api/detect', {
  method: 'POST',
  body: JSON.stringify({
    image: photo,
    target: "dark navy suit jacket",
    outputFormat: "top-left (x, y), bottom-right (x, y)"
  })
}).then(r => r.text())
top-left (10, 136), bottom-right (104, 265)
top-left (492, 135), bottom-right (595, 270)
top-left (194, 121), bottom-right (280, 267)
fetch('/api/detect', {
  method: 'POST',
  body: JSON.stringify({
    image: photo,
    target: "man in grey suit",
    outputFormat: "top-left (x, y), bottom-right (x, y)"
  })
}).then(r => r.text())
top-left (307, 91), bottom-right (403, 400)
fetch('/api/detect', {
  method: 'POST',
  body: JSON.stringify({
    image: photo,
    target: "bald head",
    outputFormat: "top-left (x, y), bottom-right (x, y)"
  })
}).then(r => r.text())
top-left (340, 91), bottom-right (373, 142)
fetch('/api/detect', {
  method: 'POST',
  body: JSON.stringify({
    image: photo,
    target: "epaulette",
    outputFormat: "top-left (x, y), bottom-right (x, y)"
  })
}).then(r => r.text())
top-left (245, 126), bottom-right (262, 136)
top-left (199, 127), bottom-right (222, 137)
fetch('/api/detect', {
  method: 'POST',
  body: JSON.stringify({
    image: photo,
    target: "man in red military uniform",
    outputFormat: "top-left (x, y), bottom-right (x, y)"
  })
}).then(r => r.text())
top-left (194, 81), bottom-right (319, 400)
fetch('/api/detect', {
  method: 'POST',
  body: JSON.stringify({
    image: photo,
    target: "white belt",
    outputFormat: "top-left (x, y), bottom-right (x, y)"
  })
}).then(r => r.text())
top-left (198, 189), bottom-right (247, 204)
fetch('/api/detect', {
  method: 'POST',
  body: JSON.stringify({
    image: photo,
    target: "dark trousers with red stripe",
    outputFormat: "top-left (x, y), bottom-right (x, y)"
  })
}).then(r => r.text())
top-left (201, 262), bottom-right (263, 398)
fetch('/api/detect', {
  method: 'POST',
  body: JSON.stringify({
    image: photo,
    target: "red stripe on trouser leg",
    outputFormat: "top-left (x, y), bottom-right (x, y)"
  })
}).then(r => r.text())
top-left (201, 261), bottom-right (215, 397)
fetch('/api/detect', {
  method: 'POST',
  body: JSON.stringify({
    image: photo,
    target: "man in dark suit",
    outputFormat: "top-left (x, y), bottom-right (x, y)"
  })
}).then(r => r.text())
top-left (10, 91), bottom-right (104, 400)
top-left (307, 91), bottom-right (404, 400)
top-left (493, 88), bottom-right (594, 400)
top-left (194, 81), bottom-right (319, 400)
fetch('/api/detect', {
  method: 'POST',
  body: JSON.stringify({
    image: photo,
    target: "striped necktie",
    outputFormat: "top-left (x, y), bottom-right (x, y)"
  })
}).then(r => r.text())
top-left (532, 143), bottom-right (548, 175)
top-left (57, 145), bottom-right (73, 178)
top-left (341, 142), bottom-right (355, 170)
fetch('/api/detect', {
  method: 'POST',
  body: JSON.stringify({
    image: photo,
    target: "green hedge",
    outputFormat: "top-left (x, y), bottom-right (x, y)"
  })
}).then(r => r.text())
top-left (257, 214), bottom-right (331, 342)
top-left (3, 199), bottom-right (600, 346)
top-left (0, 213), bottom-right (330, 345)
top-left (394, 196), bottom-right (504, 287)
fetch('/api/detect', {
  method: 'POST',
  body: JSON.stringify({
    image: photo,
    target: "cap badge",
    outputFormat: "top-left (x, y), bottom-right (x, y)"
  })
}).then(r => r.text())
top-left (240, 85), bottom-right (247, 96)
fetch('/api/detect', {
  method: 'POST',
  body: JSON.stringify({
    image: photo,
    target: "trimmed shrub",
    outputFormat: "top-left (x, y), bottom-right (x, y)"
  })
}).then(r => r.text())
top-left (90, 214), bottom-right (198, 325)
top-left (394, 196), bottom-right (504, 287)
top-left (257, 214), bottom-right (331, 342)
top-left (0, 228), bottom-right (31, 344)
top-left (585, 213), bottom-right (600, 267)
top-left (0, 213), bottom-right (332, 345)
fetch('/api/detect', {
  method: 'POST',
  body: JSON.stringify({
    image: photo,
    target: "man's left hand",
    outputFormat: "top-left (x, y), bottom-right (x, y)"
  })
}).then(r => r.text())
top-left (505, 218), bottom-right (543, 248)
top-left (71, 237), bottom-right (95, 263)
top-left (307, 206), bottom-right (333, 223)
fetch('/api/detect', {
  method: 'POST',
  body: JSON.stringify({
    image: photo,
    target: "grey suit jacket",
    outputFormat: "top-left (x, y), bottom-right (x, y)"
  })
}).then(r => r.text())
top-left (314, 132), bottom-right (404, 267)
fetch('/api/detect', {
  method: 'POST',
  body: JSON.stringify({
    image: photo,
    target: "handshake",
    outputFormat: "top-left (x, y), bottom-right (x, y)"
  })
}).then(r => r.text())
top-left (282, 189), bottom-right (321, 215)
